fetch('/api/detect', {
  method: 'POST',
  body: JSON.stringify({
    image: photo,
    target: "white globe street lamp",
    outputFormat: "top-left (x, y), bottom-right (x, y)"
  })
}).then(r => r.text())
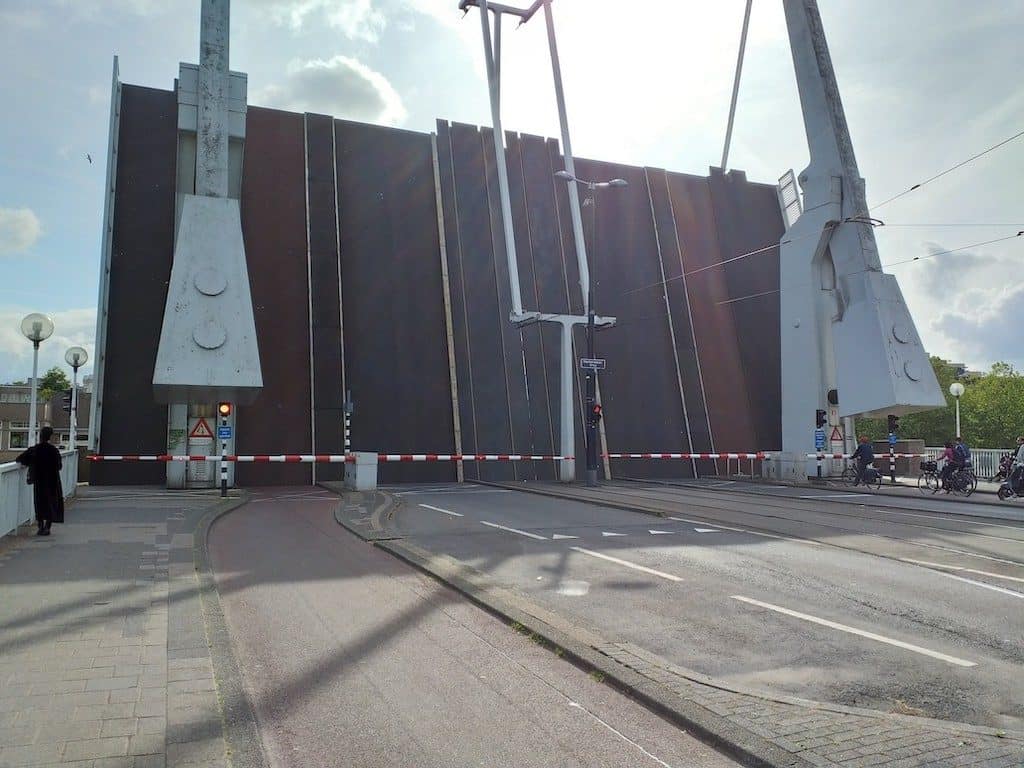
top-left (65, 346), bottom-right (89, 450)
top-left (949, 381), bottom-right (965, 438)
top-left (20, 313), bottom-right (55, 445)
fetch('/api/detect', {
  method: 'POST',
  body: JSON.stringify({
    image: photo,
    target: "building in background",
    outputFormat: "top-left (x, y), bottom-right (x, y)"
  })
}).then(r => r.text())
top-left (0, 384), bottom-right (91, 456)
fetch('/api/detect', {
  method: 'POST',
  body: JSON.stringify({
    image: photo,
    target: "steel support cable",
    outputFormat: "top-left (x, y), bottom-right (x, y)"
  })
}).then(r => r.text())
top-left (720, 0), bottom-right (754, 171)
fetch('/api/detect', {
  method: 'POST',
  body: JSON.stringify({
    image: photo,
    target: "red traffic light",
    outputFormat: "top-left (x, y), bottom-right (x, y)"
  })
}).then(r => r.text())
top-left (592, 404), bottom-right (602, 416)
top-left (218, 402), bottom-right (232, 417)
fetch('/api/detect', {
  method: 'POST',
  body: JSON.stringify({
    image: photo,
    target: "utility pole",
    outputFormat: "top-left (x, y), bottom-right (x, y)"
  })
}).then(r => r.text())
top-left (460, 0), bottom-right (616, 483)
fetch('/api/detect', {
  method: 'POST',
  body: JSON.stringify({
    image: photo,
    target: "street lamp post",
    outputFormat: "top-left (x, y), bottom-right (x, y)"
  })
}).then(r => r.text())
top-left (949, 382), bottom-right (965, 437)
top-left (554, 171), bottom-right (627, 487)
top-left (20, 313), bottom-right (55, 446)
top-left (65, 347), bottom-right (89, 450)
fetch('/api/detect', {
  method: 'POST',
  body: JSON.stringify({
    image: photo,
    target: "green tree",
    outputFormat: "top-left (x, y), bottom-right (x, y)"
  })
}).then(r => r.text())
top-left (37, 366), bottom-right (70, 401)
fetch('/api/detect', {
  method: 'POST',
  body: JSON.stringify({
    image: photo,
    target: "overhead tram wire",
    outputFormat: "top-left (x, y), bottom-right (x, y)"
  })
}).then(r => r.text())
top-left (711, 230), bottom-right (1023, 307)
top-left (866, 128), bottom-right (1024, 213)
top-left (620, 127), bottom-right (1024, 300)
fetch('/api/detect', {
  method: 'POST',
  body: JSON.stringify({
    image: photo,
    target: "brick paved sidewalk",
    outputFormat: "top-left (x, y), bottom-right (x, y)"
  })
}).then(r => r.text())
top-left (0, 487), bottom-right (236, 768)
top-left (600, 643), bottom-right (1024, 768)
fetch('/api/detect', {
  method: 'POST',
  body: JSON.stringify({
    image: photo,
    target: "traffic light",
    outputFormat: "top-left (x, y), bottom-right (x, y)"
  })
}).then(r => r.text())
top-left (217, 402), bottom-right (232, 418)
top-left (61, 388), bottom-right (73, 413)
top-left (887, 414), bottom-right (899, 434)
top-left (588, 403), bottom-right (603, 426)
top-left (815, 409), bottom-right (827, 429)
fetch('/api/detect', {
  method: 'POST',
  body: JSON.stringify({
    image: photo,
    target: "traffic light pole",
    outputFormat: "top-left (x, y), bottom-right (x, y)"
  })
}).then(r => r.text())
top-left (887, 414), bottom-right (898, 485)
top-left (220, 407), bottom-right (228, 498)
top-left (585, 301), bottom-right (598, 487)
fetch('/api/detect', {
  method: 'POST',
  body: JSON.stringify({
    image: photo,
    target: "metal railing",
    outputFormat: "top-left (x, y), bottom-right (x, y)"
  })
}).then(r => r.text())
top-left (1, 450), bottom-right (78, 538)
top-left (926, 447), bottom-right (1009, 480)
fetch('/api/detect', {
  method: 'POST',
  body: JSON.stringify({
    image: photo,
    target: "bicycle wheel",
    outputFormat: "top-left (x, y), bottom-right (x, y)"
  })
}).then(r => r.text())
top-left (841, 467), bottom-right (859, 487)
top-left (868, 470), bottom-right (882, 491)
top-left (918, 472), bottom-right (939, 494)
top-left (950, 472), bottom-right (971, 497)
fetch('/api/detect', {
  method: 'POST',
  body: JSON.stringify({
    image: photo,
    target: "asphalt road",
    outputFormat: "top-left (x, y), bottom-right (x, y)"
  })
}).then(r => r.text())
top-left (207, 489), bottom-right (738, 768)
top-left (384, 481), bottom-right (1024, 732)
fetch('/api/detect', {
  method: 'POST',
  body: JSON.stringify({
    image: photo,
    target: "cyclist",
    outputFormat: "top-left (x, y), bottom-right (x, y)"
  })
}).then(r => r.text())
top-left (1011, 436), bottom-right (1024, 493)
top-left (954, 436), bottom-right (971, 472)
top-left (938, 441), bottom-right (956, 491)
top-left (851, 436), bottom-right (874, 485)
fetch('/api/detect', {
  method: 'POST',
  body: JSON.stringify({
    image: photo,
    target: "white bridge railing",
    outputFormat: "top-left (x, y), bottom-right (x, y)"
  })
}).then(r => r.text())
top-left (926, 447), bottom-right (1010, 480)
top-left (1, 451), bottom-right (79, 538)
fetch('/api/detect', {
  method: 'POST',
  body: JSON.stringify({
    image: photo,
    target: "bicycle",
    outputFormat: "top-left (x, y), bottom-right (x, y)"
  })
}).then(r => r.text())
top-left (921, 461), bottom-right (976, 497)
top-left (841, 462), bottom-right (882, 491)
top-left (948, 466), bottom-right (976, 497)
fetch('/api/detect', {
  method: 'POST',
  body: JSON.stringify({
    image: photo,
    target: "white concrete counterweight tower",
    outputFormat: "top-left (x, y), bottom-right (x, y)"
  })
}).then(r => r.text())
top-left (774, 0), bottom-right (944, 479)
top-left (153, 0), bottom-right (262, 406)
top-left (153, 0), bottom-right (261, 488)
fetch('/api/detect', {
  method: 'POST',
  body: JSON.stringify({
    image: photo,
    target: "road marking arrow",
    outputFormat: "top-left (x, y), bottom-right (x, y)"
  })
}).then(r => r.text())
top-left (551, 533), bottom-right (579, 540)
top-left (694, 528), bottom-right (719, 533)
top-left (601, 531), bottom-right (628, 537)
top-left (648, 530), bottom-right (675, 535)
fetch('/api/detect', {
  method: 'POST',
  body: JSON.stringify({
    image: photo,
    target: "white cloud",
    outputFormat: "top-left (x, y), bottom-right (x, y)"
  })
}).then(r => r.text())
top-left (932, 282), bottom-right (1024, 370)
top-left (257, 55), bottom-right (407, 125)
top-left (0, 307), bottom-right (96, 383)
top-left (0, 208), bottom-right (43, 256)
top-left (257, 0), bottom-right (387, 41)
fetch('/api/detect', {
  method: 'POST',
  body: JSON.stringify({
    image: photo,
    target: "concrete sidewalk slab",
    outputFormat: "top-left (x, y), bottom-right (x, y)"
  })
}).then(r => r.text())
top-left (0, 487), bottom-right (243, 768)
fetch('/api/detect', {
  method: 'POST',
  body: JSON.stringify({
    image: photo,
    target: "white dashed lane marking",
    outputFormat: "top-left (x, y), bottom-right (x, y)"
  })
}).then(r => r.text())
top-left (730, 595), bottom-right (977, 667)
top-left (569, 547), bottom-right (684, 583)
top-left (419, 503), bottom-right (463, 517)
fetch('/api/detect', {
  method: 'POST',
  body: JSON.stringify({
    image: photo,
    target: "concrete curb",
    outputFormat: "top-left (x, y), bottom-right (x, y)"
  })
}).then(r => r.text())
top-left (193, 493), bottom-right (272, 768)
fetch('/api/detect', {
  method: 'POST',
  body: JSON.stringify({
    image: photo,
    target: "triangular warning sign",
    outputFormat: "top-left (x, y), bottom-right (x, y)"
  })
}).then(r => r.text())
top-left (829, 426), bottom-right (843, 442)
top-left (189, 418), bottom-right (214, 439)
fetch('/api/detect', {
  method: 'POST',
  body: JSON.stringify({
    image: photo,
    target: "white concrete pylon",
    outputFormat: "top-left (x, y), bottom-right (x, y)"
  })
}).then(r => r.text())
top-left (775, 0), bottom-right (943, 480)
top-left (153, 0), bottom-right (262, 404)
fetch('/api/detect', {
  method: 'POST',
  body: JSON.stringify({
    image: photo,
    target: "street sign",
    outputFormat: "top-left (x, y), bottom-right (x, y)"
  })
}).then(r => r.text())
top-left (189, 418), bottom-right (213, 439)
top-left (829, 425), bottom-right (843, 443)
top-left (580, 358), bottom-right (606, 371)
top-left (217, 426), bottom-right (232, 440)
top-left (814, 428), bottom-right (826, 450)
top-left (888, 433), bottom-right (897, 446)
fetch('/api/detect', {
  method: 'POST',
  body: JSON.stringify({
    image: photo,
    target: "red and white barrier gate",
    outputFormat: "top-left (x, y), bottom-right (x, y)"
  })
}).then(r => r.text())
top-left (89, 454), bottom-right (572, 463)
top-left (604, 452), bottom-right (770, 460)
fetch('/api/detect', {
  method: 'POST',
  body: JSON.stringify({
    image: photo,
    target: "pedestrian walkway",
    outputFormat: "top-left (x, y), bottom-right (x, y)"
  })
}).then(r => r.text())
top-left (0, 487), bottom-right (236, 768)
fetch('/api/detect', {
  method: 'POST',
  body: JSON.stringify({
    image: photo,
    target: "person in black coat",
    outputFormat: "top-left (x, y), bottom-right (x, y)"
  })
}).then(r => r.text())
top-left (16, 426), bottom-right (64, 536)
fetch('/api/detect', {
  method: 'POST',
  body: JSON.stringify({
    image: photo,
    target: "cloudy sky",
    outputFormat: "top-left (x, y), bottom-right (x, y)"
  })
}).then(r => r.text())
top-left (0, 0), bottom-right (1021, 384)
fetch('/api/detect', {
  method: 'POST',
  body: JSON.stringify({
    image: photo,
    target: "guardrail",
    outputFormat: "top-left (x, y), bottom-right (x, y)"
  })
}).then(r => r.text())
top-left (1, 450), bottom-right (79, 538)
